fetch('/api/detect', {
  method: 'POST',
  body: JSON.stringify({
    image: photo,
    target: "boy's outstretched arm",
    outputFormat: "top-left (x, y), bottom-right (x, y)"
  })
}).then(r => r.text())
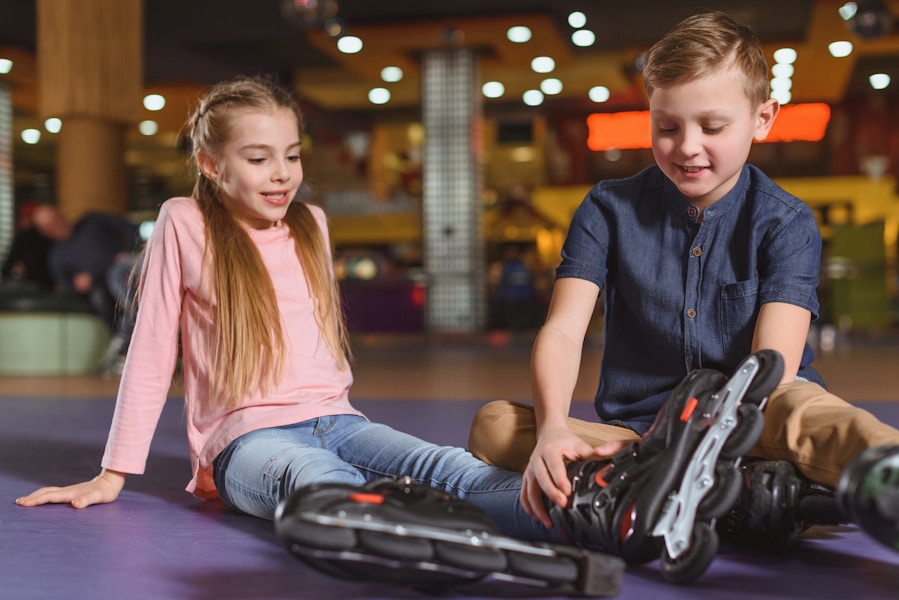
top-left (523, 278), bottom-right (605, 528)
top-left (752, 301), bottom-right (812, 384)
top-left (16, 468), bottom-right (127, 509)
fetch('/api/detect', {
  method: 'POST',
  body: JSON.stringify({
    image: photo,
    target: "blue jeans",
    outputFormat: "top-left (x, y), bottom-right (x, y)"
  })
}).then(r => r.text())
top-left (213, 415), bottom-right (557, 542)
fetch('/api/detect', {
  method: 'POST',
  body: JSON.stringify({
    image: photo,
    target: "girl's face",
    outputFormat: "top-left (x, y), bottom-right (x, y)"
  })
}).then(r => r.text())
top-left (649, 66), bottom-right (778, 210)
top-left (199, 108), bottom-right (303, 230)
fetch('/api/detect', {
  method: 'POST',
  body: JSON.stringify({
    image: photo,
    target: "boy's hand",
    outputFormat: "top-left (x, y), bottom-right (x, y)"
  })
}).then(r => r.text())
top-left (16, 469), bottom-right (127, 509)
top-left (521, 426), bottom-right (599, 528)
top-left (522, 435), bottom-right (635, 529)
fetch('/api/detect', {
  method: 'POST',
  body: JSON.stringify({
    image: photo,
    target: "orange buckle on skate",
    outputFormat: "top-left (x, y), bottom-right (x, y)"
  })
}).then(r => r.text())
top-left (348, 492), bottom-right (385, 505)
top-left (594, 463), bottom-right (613, 488)
top-left (680, 397), bottom-right (699, 422)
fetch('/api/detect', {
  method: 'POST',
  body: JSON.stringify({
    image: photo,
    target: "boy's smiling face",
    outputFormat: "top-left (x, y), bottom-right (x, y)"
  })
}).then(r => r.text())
top-left (649, 64), bottom-right (778, 210)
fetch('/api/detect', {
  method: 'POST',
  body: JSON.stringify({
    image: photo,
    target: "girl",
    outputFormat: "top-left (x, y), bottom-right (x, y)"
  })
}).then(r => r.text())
top-left (15, 75), bottom-right (549, 542)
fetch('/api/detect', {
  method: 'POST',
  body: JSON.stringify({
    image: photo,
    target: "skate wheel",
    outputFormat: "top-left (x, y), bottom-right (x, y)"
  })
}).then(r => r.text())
top-left (720, 403), bottom-right (764, 460)
top-left (357, 530), bottom-right (434, 561)
top-left (698, 461), bottom-right (741, 520)
top-left (433, 541), bottom-right (508, 572)
top-left (660, 521), bottom-right (719, 584)
top-left (282, 519), bottom-right (357, 551)
top-left (743, 349), bottom-right (784, 405)
top-left (508, 551), bottom-right (579, 584)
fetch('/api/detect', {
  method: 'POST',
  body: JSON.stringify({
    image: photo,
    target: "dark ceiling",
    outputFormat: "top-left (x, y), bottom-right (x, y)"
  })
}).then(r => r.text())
top-left (0, 0), bottom-right (873, 88)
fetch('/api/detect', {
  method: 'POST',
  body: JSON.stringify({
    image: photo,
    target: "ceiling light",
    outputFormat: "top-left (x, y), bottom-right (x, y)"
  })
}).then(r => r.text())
top-left (323, 17), bottom-right (345, 38)
top-left (773, 48), bottom-right (797, 64)
top-left (139, 120), bottom-right (158, 136)
top-left (368, 87), bottom-right (390, 104)
top-left (143, 94), bottom-right (166, 111)
top-left (531, 56), bottom-right (555, 74)
top-left (21, 129), bottom-right (41, 144)
top-left (540, 78), bottom-right (563, 95)
top-left (571, 30), bottom-right (595, 47)
top-left (506, 26), bottom-right (532, 43)
top-left (482, 81), bottom-right (505, 98)
top-left (589, 86), bottom-right (610, 103)
top-left (568, 12), bottom-right (587, 29)
top-left (381, 66), bottom-right (403, 82)
top-left (770, 89), bottom-right (792, 105)
top-left (770, 77), bottom-right (793, 92)
top-left (828, 40), bottom-right (854, 57)
top-left (523, 89), bottom-right (544, 106)
top-left (869, 73), bottom-right (891, 90)
top-left (337, 35), bottom-right (363, 54)
top-left (771, 63), bottom-right (794, 78)
top-left (839, 2), bottom-right (858, 20)
top-left (44, 118), bottom-right (62, 133)
top-left (0, 58), bottom-right (12, 74)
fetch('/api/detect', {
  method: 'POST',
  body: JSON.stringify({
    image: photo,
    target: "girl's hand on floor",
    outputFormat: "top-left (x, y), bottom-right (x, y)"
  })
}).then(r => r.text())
top-left (16, 469), bottom-right (127, 509)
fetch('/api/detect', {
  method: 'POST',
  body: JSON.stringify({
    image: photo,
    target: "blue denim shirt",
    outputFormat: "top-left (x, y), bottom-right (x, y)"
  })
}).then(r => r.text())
top-left (558, 164), bottom-right (824, 434)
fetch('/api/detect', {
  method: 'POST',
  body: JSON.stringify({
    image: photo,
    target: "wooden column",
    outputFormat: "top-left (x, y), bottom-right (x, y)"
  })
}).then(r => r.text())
top-left (37, 0), bottom-right (143, 219)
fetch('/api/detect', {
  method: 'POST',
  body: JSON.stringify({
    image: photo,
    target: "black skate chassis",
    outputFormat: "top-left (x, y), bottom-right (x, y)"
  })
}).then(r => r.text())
top-left (275, 476), bottom-right (625, 597)
top-left (549, 350), bottom-right (784, 584)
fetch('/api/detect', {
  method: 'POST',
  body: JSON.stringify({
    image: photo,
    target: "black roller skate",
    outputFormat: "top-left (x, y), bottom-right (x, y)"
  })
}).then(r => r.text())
top-left (718, 459), bottom-right (844, 550)
top-left (274, 476), bottom-right (625, 597)
top-left (837, 444), bottom-right (899, 553)
top-left (548, 350), bottom-right (784, 584)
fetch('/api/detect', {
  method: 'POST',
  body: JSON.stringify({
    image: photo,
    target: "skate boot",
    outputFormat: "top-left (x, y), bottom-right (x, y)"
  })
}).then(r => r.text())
top-left (548, 350), bottom-right (784, 584)
top-left (275, 476), bottom-right (625, 597)
top-left (837, 445), bottom-right (899, 552)
top-left (718, 459), bottom-right (844, 550)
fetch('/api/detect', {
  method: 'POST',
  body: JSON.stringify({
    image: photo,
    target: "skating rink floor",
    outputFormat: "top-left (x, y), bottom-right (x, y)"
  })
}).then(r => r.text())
top-left (3, 334), bottom-right (898, 599)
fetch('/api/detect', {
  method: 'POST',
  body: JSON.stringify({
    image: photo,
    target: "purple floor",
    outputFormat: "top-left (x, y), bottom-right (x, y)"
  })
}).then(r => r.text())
top-left (2, 395), bottom-right (898, 599)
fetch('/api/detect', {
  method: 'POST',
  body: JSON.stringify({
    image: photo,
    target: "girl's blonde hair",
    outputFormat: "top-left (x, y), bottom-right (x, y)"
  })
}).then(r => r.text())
top-left (642, 11), bottom-right (770, 108)
top-left (186, 75), bottom-right (351, 408)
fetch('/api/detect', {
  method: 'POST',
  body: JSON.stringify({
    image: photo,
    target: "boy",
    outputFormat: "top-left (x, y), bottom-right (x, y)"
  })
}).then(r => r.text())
top-left (469, 11), bottom-right (899, 557)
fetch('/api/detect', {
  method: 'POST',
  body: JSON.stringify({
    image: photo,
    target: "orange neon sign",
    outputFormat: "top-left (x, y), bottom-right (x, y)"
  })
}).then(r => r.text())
top-left (586, 103), bottom-right (831, 151)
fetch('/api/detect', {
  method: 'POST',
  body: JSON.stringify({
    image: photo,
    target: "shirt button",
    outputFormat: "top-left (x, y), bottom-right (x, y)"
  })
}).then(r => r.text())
top-left (692, 246), bottom-right (702, 257)
top-left (687, 207), bottom-right (698, 218)
top-left (687, 308), bottom-right (697, 318)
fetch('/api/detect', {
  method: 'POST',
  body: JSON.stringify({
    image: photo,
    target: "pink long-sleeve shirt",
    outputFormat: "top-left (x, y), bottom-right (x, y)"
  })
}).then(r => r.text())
top-left (102, 197), bottom-right (361, 499)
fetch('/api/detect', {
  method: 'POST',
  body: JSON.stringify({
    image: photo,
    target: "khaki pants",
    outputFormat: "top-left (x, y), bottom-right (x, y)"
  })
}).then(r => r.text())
top-left (468, 380), bottom-right (899, 488)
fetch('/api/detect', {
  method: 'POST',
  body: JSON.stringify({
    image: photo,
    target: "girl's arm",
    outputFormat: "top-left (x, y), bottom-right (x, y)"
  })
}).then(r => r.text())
top-left (752, 301), bottom-right (812, 384)
top-left (16, 468), bottom-right (127, 508)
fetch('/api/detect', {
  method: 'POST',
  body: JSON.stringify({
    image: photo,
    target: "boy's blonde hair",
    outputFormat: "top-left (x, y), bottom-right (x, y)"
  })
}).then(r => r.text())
top-left (186, 75), bottom-right (351, 409)
top-left (642, 11), bottom-right (770, 108)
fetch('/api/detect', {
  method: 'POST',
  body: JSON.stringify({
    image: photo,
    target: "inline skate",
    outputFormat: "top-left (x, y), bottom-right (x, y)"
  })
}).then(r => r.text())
top-left (275, 476), bottom-right (625, 597)
top-left (718, 458), bottom-right (843, 550)
top-left (837, 444), bottom-right (899, 552)
top-left (548, 350), bottom-right (784, 583)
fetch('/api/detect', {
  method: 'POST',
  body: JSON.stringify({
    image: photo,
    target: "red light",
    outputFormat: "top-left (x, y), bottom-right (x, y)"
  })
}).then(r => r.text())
top-left (586, 103), bottom-right (831, 151)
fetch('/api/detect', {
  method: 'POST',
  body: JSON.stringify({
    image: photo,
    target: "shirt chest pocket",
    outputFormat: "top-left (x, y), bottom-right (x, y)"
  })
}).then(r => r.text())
top-left (718, 278), bottom-right (759, 361)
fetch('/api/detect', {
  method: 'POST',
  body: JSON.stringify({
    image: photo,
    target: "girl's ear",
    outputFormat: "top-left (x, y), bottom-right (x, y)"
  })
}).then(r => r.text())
top-left (754, 98), bottom-right (780, 142)
top-left (196, 149), bottom-right (219, 181)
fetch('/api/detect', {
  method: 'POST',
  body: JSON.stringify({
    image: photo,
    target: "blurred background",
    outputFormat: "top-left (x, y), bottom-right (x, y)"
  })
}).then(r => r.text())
top-left (0, 0), bottom-right (897, 350)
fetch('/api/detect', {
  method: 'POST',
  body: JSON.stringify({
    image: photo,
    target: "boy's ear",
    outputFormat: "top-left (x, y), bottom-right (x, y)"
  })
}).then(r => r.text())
top-left (196, 149), bottom-right (219, 181)
top-left (754, 98), bottom-right (780, 142)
